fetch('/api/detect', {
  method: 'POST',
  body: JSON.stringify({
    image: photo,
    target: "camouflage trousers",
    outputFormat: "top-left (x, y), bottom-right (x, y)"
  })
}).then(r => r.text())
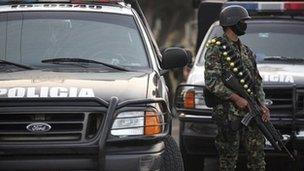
top-left (214, 109), bottom-right (266, 171)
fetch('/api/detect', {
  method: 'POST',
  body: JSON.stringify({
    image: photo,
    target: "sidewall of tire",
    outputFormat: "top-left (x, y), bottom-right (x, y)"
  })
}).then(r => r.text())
top-left (160, 135), bottom-right (184, 171)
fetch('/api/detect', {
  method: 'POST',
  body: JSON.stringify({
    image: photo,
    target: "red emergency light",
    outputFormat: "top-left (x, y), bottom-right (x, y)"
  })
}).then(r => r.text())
top-left (284, 2), bottom-right (304, 11)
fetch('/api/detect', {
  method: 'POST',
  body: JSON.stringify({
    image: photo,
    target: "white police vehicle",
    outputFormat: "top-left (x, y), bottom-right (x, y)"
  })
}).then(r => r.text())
top-left (0, 0), bottom-right (189, 170)
top-left (175, 1), bottom-right (304, 170)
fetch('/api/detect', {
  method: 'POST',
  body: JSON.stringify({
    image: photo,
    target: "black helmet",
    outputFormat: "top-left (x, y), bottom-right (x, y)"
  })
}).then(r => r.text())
top-left (219, 5), bottom-right (251, 26)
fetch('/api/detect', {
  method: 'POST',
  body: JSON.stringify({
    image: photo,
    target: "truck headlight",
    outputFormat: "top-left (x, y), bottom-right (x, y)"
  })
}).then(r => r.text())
top-left (184, 89), bottom-right (206, 109)
top-left (111, 110), bottom-right (162, 137)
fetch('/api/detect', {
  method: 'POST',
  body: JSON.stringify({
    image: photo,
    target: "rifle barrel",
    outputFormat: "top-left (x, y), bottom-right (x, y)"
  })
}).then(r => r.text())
top-left (279, 141), bottom-right (296, 161)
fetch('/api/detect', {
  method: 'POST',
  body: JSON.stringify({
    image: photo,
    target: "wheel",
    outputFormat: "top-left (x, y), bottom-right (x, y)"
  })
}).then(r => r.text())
top-left (160, 135), bottom-right (184, 171)
top-left (183, 153), bottom-right (204, 171)
top-left (179, 122), bottom-right (204, 171)
top-left (295, 151), bottom-right (304, 170)
top-left (180, 142), bottom-right (204, 171)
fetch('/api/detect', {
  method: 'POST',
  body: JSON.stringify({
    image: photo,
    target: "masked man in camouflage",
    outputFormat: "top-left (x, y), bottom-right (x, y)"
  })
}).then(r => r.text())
top-left (204, 5), bottom-right (270, 171)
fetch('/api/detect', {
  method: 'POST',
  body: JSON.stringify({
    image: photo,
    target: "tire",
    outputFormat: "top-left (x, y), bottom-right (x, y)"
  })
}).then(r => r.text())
top-left (180, 142), bottom-right (204, 171)
top-left (183, 153), bottom-right (204, 171)
top-left (179, 123), bottom-right (205, 171)
top-left (160, 135), bottom-right (184, 171)
top-left (295, 151), bottom-right (304, 171)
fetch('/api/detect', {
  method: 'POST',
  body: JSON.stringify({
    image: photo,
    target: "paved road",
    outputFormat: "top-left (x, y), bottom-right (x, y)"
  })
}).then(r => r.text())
top-left (171, 118), bottom-right (180, 143)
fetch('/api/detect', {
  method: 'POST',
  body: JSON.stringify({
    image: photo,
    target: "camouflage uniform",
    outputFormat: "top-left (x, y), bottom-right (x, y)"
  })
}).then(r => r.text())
top-left (204, 34), bottom-right (266, 171)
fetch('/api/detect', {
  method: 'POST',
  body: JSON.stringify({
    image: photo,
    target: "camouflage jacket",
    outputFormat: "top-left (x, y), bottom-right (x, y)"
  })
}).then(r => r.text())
top-left (204, 34), bottom-right (265, 117)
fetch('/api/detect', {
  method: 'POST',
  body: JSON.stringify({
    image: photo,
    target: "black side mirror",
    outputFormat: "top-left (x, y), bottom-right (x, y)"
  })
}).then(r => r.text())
top-left (185, 49), bottom-right (194, 68)
top-left (161, 47), bottom-right (190, 70)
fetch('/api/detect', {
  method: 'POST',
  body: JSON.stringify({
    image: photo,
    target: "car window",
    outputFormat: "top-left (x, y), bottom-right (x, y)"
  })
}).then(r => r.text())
top-left (0, 12), bottom-right (149, 68)
top-left (198, 22), bottom-right (304, 64)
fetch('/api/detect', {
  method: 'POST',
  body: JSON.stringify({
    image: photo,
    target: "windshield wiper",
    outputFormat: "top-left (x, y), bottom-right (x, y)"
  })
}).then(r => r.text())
top-left (264, 56), bottom-right (304, 62)
top-left (41, 58), bottom-right (129, 71)
top-left (0, 59), bottom-right (33, 70)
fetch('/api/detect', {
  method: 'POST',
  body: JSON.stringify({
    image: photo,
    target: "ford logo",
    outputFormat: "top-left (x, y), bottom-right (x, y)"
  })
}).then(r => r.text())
top-left (265, 99), bottom-right (274, 106)
top-left (26, 123), bottom-right (52, 133)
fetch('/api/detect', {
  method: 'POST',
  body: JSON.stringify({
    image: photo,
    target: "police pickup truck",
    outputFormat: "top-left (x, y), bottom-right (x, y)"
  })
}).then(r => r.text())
top-left (0, 0), bottom-right (189, 170)
top-left (175, 1), bottom-right (304, 170)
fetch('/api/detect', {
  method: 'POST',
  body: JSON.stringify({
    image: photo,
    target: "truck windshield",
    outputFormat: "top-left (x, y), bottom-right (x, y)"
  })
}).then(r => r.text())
top-left (199, 22), bottom-right (304, 64)
top-left (0, 12), bottom-right (148, 69)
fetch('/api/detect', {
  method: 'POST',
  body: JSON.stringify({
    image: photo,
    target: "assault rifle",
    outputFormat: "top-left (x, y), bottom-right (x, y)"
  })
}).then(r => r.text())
top-left (223, 71), bottom-right (295, 161)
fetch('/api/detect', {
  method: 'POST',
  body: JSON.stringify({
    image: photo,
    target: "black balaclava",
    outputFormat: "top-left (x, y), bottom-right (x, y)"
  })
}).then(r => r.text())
top-left (231, 21), bottom-right (247, 36)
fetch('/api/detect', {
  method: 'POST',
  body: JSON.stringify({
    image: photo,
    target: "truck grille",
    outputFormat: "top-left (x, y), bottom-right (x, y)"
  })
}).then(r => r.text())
top-left (296, 88), bottom-right (304, 114)
top-left (264, 87), bottom-right (304, 116)
top-left (264, 87), bottom-right (293, 116)
top-left (0, 112), bottom-right (103, 142)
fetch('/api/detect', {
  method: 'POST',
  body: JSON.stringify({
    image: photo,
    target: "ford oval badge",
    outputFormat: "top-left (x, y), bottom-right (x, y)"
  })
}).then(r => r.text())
top-left (26, 123), bottom-right (52, 133)
top-left (265, 99), bottom-right (274, 106)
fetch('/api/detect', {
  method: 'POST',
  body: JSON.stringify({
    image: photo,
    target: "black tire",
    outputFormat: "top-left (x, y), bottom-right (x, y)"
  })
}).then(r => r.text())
top-left (160, 135), bottom-right (184, 171)
top-left (179, 123), bottom-right (204, 171)
top-left (180, 142), bottom-right (204, 171)
top-left (183, 153), bottom-right (204, 171)
top-left (295, 152), bottom-right (304, 171)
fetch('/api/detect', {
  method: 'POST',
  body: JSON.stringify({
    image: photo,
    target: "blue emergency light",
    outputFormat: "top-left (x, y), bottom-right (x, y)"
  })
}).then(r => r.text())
top-left (223, 1), bottom-right (304, 13)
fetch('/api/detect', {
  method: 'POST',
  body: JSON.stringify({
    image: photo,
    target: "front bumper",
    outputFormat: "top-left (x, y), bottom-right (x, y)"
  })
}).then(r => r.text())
top-left (0, 141), bottom-right (164, 171)
top-left (0, 97), bottom-right (170, 171)
top-left (178, 110), bottom-right (218, 156)
top-left (179, 112), bottom-right (304, 157)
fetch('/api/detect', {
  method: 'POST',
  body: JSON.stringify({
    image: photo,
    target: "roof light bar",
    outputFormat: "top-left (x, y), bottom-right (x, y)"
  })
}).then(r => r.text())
top-left (223, 1), bottom-right (304, 14)
top-left (71, 0), bottom-right (124, 3)
top-left (223, 2), bottom-right (259, 12)
top-left (0, 0), bottom-right (124, 4)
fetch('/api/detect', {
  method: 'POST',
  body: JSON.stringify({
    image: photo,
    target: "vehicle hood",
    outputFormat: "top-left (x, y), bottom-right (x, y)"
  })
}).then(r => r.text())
top-left (187, 64), bottom-right (304, 86)
top-left (0, 70), bottom-right (149, 101)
